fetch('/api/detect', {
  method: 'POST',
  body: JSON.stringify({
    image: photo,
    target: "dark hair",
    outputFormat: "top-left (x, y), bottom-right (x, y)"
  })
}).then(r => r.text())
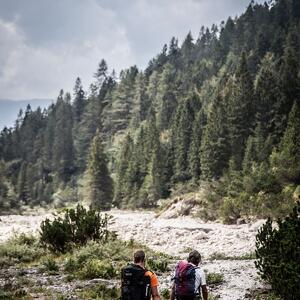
top-left (134, 250), bottom-right (145, 263)
top-left (187, 250), bottom-right (201, 265)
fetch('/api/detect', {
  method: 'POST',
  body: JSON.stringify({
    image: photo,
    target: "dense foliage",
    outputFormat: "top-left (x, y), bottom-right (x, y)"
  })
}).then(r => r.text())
top-left (0, 0), bottom-right (299, 218)
top-left (255, 202), bottom-right (300, 300)
top-left (40, 205), bottom-right (109, 252)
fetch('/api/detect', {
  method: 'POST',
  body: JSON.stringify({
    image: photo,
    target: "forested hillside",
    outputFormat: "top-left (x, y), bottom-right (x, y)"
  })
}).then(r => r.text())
top-left (0, 0), bottom-right (299, 221)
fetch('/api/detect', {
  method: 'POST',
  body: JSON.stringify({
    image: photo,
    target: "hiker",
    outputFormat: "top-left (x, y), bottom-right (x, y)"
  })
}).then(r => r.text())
top-left (121, 250), bottom-right (161, 300)
top-left (170, 250), bottom-right (208, 300)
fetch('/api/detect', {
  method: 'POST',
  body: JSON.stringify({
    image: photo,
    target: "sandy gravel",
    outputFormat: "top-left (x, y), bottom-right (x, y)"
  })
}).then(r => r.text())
top-left (0, 209), bottom-right (266, 299)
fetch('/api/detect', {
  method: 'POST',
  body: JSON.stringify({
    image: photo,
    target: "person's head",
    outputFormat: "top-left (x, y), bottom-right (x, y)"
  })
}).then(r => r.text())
top-left (134, 250), bottom-right (146, 265)
top-left (187, 250), bottom-right (201, 265)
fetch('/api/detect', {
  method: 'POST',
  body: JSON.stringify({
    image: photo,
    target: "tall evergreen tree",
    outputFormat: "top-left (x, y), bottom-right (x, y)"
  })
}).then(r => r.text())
top-left (73, 77), bottom-right (85, 124)
top-left (228, 52), bottom-right (255, 168)
top-left (86, 129), bottom-right (113, 210)
top-left (53, 91), bottom-right (75, 183)
top-left (271, 101), bottom-right (300, 184)
top-left (156, 63), bottom-right (178, 130)
top-left (188, 109), bottom-right (206, 180)
top-left (201, 94), bottom-right (230, 179)
top-left (254, 53), bottom-right (283, 144)
top-left (113, 134), bottom-right (134, 207)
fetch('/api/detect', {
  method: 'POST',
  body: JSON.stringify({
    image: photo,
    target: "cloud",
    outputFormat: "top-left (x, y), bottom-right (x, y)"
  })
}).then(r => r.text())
top-left (0, 0), bottom-right (135, 99)
top-left (0, 0), bottom-right (264, 100)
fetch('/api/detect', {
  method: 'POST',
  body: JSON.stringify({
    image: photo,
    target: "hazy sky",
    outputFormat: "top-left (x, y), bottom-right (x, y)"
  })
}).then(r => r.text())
top-left (0, 0), bottom-right (263, 100)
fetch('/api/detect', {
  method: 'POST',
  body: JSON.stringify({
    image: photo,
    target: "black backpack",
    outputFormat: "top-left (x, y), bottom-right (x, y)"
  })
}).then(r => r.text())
top-left (121, 264), bottom-right (151, 300)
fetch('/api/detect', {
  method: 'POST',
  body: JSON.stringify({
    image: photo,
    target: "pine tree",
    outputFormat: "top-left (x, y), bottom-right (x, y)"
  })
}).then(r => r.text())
top-left (113, 134), bottom-right (134, 207)
top-left (53, 92), bottom-right (75, 183)
top-left (254, 53), bottom-right (283, 144)
top-left (17, 162), bottom-right (31, 204)
top-left (188, 109), bottom-right (206, 180)
top-left (86, 129), bottom-right (113, 210)
top-left (157, 63), bottom-right (178, 130)
top-left (271, 101), bottom-right (300, 183)
top-left (73, 77), bottom-right (85, 124)
top-left (138, 133), bottom-right (164, 208)
top-left (94, 59), bottom-right (108, 89)
top-left (228, 53), bottom-right (255, 169)
top-left (172, 96), bottom-right (200, 182)
top-left (242, 135), bottom-right (256, 175)
top-left (108, 67), bottom-right (138, 134)
top-left (200, 94), bottom-right (230, 179)
top-left (130, 73), bottom-right (149, 128)
top-left (279, 29), bottom-right (300, 121)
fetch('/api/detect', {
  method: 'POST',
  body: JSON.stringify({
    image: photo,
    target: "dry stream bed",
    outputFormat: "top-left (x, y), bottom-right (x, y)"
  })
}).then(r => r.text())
top-left (0, 210), bottom-right (268, 299)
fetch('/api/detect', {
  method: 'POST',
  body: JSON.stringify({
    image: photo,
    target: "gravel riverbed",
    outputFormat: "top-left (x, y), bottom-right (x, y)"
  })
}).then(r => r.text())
top-left (0, 209), bottom-right (267, 299)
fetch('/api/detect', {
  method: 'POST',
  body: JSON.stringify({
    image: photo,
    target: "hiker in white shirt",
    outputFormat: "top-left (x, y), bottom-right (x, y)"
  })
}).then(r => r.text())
top-left (170, 250), bottom-right (208, 300)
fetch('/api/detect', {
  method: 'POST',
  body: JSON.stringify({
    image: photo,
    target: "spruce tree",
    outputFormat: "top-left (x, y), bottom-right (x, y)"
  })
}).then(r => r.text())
top-left (138, 134), bottom-right (164, 208)
top-left (17, 162), bottom-right (31, 204)
top-left (200, 94), bottom-right (230, 179)
top-left (254, 53), bottom-right (283, 144)
top-left (53, 92), bottom-right (75, 183)
top-left (73, 77), bottom-right (85, 124)
top-left (271, 101), bottom-right (300, 183)
top-left (130, 73), bottom-right (149, 128)
top-left (188, 109), bottom-right (206, 180)
top-left (86, 129), bottom-right (113, 210)
top-left (156, 63), bottom-right (178, 130)
top-left (228, 52), bottom-right (255, 169)
top-left (172, 96), bottom-right (199, 182)
top-left (113, 134), bottom-right (134, 207)
top-left (279, 29), bottom-right (300, 122)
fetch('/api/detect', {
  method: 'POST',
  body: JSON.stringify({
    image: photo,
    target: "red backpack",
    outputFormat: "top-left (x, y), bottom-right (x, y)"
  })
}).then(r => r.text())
top-left (174, 261), bottom-right (198, 297)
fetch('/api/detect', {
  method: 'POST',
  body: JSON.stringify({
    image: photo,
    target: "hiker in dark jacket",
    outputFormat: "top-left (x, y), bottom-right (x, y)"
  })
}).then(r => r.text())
top-left (121, 250), bottom-right (161, 300)
top-left (170, 250), bottom-right (208, 300)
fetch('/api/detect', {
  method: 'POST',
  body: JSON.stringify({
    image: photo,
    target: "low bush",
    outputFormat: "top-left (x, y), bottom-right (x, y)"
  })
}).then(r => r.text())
top-left (40, 204), bottom-right (109, 252)
top-left (78, 284), bottom-right (119, 299)
top-left (64, 257), bottom-right (79, 273)
top-left (255, 202), bottom-right (300, 300)
top-left (220, 197), bottom-right (241, 224)
top-left (41, 256), bottom-right (59, 273)
top-left (209, 251), bottom-right (255, 261)
top-left (0, 234), bottom-right (44, 267)
top-left (206, 272), bottom-right (224, 285)
top-left (80, 259), bottom-right (116, 279)
top-left (147, 257), bottom-right (169, 273)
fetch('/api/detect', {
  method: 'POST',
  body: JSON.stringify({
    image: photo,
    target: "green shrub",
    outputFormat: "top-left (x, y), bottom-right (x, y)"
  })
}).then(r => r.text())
top-left (206, 272), bottom-right (224, 285)
top-left (0, 234), bottom-right (44, 267)
top-left (209, 252), bottom-right (228, 260)
top-left (209, 251), bottom-right (255, 261)
top-left (79, 284), bottom-right (119, 299)
top-left (80, 259), bottom-right (116, 279)
top-left (40, 204), bottom-right (109, 252)
top-left (255, 202), bottom-right (300, 300)
top-left (147, 257), bottom-right (169, 273)
top-left (220, 197), bottom-right (241, 224)
top-left (64, 257), bottom-right (80, 273)
top-left (42, 256), bottom-right (59, 273)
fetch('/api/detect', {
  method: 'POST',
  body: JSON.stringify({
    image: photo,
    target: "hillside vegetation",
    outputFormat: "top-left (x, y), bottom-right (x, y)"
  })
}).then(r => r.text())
top-left (0, 0), bottom-right (299, 222)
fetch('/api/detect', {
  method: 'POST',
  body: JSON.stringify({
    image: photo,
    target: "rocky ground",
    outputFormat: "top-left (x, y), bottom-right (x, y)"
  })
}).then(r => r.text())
top-left (109, 210), bottom-right (266, 300)
top-left (0, 209), bottom-right (268, 299)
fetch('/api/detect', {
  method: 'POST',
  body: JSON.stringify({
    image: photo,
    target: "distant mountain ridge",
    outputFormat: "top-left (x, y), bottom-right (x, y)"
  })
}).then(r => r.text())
top-left (0, 98), bottom-right (53, 130)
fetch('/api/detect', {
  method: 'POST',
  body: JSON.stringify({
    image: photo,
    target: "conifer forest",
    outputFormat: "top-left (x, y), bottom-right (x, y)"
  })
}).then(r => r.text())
top-left (0, 0), bottom-right (300, 221)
